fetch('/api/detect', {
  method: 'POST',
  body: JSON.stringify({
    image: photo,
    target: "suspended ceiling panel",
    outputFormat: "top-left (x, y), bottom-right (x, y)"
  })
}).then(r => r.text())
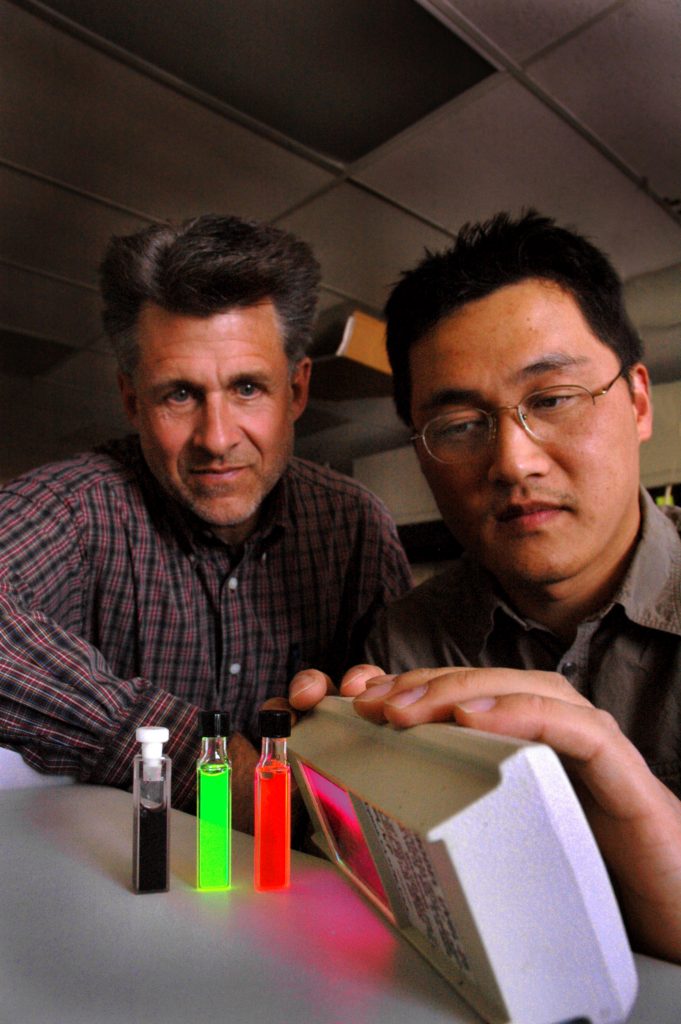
top-left (0, 264), bottom-right (101, 350)
top-left (26, 0), bottom-right (495, 162)
top-left (527, 0), bottom-right (681, 199)
top-left (428, 0), bottom-right (617, 64)
top-left (0, 329), bottom-right (74, 376)
top-left (3, 0), bottom-right (681, 477)
top-left (2, 2), bottom-right (335, 221)
top-left (279, 183), bottom-right (452, 310)
top-left (0, 165), bottom-right (147, 286)
top-left (355, 74), bottom-right (681, 280)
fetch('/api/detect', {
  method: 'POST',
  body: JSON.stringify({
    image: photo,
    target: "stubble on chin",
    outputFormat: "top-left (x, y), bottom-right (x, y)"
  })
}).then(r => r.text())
top-left (173, 477), bottom-right (261, 531)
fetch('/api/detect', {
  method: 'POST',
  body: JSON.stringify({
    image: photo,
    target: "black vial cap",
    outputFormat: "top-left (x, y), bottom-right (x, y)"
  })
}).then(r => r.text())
top-left (199, 710), bottom-right (230, 738)
top-left (259, 709), bottom-right (291, 739)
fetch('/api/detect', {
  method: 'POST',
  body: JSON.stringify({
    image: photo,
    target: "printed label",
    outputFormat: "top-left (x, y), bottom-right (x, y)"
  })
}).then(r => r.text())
top-left (362, 802), bottom-right (470, 974)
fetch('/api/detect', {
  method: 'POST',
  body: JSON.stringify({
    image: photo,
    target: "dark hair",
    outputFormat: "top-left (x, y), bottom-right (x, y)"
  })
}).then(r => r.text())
top-left (99, 213), bottom-right (321, 374)
top-left (385, 209), bottom-right (644, 424)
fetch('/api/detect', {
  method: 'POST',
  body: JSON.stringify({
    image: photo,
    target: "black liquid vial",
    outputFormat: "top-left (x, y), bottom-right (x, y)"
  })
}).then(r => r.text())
top-left (132, 727), bottom-right (171, 893)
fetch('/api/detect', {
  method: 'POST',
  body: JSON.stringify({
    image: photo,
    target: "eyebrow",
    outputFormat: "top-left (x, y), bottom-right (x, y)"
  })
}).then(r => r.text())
top-left (148, 367), bottom-right (272, 393)
top-left (147, 377), bottom-right (196, 397)
top-left (417, 354), bottom-right (591, 416)
top-left (516, 354), bottom-right (590, 380)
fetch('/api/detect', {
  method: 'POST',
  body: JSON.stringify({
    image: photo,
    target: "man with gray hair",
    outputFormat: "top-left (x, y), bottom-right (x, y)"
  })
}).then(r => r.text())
top-left (0, 214), bottom-right (411, 827)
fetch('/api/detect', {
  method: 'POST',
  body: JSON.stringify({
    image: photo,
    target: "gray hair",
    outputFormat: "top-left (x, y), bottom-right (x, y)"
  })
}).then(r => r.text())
top-left (99, 213), bottom-right (321, 375)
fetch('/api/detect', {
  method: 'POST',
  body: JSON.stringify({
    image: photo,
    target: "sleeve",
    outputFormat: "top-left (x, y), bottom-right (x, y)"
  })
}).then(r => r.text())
top-left (360, 570), bottom-right (472, 675)
top-left (359, 599), bottom-right (422, 673)
top-left (0, 484), bottom-right (198, 810)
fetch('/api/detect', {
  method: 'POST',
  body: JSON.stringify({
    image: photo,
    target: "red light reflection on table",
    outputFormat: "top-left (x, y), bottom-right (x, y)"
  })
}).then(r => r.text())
top-left (302, 763), bottom-right (388, 910)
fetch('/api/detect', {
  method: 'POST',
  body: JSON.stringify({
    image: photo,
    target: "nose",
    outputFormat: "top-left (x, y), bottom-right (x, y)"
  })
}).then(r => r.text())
top-left (193, 395), bottom-right (239, 456)
top-left (486, 406), bottom-right (551, 485)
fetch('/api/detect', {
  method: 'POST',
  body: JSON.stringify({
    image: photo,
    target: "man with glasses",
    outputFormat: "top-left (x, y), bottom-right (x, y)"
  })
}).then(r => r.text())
top-left (288, 210), bottom-right (681, 962)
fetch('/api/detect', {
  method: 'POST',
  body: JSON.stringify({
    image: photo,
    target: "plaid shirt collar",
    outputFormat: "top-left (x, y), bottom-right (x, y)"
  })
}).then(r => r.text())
top-left (101, 433), bottom-right (289, 559)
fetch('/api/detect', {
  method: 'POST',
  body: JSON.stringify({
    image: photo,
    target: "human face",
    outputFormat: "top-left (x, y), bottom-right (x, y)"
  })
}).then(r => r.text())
top-left (119, 301), bottom-right (310, 545)
top-left (409, 279), bottom-right (652, 618)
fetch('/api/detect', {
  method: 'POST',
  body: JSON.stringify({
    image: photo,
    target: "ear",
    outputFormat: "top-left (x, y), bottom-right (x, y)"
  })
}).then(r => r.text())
top-left (118, 372), bottom-right (140, 428)
top-left (629, 363), bottom-right (653, 443)
top-left (290, 357), bottom-right (312, 422)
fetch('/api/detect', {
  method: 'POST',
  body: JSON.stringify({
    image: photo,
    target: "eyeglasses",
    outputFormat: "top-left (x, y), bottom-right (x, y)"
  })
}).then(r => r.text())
top-left (411, 369), bottom-right (625, 464)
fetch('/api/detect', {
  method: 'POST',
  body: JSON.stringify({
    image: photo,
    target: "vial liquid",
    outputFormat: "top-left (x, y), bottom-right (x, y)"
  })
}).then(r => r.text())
top-left (196, 710), bottom-right (232, 890)
top-left (132, 727), bottom-right (171, 893)
top-left (254, 709), bottom-right (291, 891)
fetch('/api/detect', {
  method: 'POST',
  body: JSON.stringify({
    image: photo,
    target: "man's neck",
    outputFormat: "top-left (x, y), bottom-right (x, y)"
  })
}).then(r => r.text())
top-left (500, 584), bottom-right (605, 644)
top-left (497, 544), bottom-right (639, 644)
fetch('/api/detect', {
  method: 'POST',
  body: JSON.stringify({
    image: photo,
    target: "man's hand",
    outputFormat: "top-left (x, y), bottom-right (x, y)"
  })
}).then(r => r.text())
top-left (286, 664), bottom-right (385, 715)
top-left (343, 664), bottom-right (681, 965)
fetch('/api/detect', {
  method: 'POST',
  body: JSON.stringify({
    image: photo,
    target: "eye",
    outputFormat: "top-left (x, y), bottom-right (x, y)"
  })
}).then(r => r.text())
top-left (430, 410), bottom-right (488, 442)
top-left (163, 384), bottom-right (197, 408)
top-left (526, 388), bottom-right (583, 415)
top-left (167, 385), bottom-right (191, 401)
top-left (234, 380), bottom-right (263, 399)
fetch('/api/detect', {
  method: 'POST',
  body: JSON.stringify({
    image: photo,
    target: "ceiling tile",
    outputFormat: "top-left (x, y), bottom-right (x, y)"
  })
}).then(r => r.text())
top-left (0, 165), bottom-right (149, 290)
top-left (32, 0), bottom-right (494, 162)
top-left (279, 184), bottom-right (452, 311)
top-left (2, 2), bottom-right (335, 222)
top-left (527, 0), bottom-right (681, 198)
top-left (0, 264), bottom-right (102, 348)
top-left (0, 329), bottom-right (74, 376)
top-left (427, 0), bottom-right (615, 64)
top-left (355, 76), bottom-right (681, 280)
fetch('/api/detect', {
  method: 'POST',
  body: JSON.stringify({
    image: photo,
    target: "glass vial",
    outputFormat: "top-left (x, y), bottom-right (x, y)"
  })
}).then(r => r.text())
top-left (196, 710), bottom-right (232, 890)
top-left (254, 709), bottom-right (291, 891)
top-left (133, 726), bottom-right (171, 894)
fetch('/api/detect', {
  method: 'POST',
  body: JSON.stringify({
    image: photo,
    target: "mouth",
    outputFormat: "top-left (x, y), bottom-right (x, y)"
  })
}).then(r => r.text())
top-left (189, 465), bottom-right (248, 485)
top-left (495, 501), bottom-right (567, 528)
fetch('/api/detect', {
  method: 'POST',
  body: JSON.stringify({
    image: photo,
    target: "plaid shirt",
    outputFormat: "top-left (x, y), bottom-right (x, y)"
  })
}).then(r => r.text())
top-left (0, 437), bottom-right (411, 808)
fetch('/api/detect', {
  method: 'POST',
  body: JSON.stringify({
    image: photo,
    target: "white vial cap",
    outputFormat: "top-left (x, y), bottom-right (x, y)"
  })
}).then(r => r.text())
top-left (136, 726), bottom-right (169, 763)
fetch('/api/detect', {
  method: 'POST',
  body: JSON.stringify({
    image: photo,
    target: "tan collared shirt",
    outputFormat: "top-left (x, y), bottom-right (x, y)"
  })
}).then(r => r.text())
top-left (364, 490), bottom-right (681, 797)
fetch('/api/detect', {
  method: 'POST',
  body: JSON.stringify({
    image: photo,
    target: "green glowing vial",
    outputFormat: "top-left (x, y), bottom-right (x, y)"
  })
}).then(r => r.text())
top-left (197, 710), bottom-right (232, 890)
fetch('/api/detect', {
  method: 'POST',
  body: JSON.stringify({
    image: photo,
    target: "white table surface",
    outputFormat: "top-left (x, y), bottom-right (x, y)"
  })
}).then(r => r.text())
top-left (1, 784), bottom-right (679, 1024)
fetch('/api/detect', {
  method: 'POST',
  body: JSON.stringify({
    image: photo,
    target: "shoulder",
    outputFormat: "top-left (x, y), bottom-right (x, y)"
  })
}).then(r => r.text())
top-left (363, 560), bottom-right (474, 670)
top-left (380, 559), bottom-right (473, 623)
top-left (0, 437), bottom-right (143, 515)
top-left (284, 457), bottom-right (396, 522)
top-left (280, 460), bottom-right (409, 583)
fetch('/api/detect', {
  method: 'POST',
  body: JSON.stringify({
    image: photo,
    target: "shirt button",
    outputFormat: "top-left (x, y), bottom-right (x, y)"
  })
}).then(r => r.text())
top-left (229, 662), bottom-right (241, 675)
top-left (228, 576), bottom-right (238, 591)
